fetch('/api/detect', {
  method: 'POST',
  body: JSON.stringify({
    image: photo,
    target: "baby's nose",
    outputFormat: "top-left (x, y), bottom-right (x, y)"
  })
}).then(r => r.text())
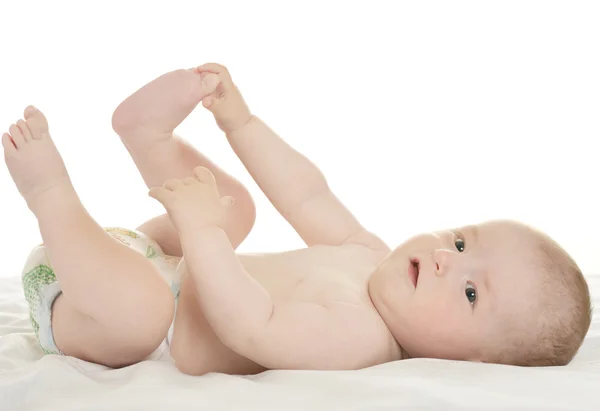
top-left (432, 249), bottom-right (454, 276)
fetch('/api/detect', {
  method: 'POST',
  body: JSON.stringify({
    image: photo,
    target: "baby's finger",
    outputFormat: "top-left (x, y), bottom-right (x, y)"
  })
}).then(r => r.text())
top-left (148, 187), bottom-right (174, 204)
top-left (196, 63), bottom-right (234, 84)
top-left (163, 178), bottom-right (184, 191)
top-left (194, 166), bottom-right (217, 187)
top-left (200, 73), bottom-right (220, 95)
top-left (182, 177), bottom-right (197, 186)
top-left (201, 96), bottom-right (215, 109)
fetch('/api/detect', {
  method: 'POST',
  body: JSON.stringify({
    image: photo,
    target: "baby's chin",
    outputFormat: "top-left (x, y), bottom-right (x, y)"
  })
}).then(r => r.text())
top-left (393, 322), bottom-right (491, 362)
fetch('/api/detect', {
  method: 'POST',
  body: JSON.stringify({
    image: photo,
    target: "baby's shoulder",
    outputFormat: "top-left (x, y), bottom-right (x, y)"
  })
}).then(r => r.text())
top-left (330, 303), bottom-right (403, 365)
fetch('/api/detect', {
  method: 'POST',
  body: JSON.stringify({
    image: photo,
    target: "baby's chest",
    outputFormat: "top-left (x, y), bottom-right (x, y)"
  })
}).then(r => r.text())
top-left (284, 272), bottom-right (367, 307)
top-left (244, 247), bottom-right (376, 306)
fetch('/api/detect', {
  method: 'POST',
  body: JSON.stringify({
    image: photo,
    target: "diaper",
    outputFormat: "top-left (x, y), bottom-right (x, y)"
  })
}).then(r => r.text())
top-left (21, 227), bottom-right (182, 361)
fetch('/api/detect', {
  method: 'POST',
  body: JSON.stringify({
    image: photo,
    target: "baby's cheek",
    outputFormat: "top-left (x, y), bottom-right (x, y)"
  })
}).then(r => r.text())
top-left (396, 232), bottom-right (438, 251)
top-left (414, 292), bottom-right (455, 322)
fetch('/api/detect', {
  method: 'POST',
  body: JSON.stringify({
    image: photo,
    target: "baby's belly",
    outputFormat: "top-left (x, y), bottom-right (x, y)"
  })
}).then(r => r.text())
top-left (167, 244), bottom-right (378, 374)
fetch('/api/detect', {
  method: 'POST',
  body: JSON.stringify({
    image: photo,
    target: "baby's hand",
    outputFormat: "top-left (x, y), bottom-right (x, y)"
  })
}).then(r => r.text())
top-left (149, 167), bottom-right (234, 233)
top-left (195, 63), bottom-right (253, 134)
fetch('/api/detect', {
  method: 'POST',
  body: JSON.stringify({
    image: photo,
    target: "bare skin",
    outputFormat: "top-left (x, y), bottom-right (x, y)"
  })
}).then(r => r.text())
top-left (3, 68), bottom-right (400, 374)
top-left (3, 107), bottom-right (175, 367)
top-left (4, 65), bottom-right (589, 374)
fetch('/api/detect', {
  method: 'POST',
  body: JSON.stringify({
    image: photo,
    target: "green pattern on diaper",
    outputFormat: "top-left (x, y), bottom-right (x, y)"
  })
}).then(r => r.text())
top-left (20, 228), bottom-right (171, 357)
top-left (146, 245), bottom-right (157, 259)
top-left (22, 264), bottom-right (58, 354)
top-left (106, 227), bottom-right (140, 239)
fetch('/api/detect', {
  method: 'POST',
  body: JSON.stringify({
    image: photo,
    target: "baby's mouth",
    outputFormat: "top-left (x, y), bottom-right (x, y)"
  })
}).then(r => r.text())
top-left (408, 258), bottom-right (420, 289)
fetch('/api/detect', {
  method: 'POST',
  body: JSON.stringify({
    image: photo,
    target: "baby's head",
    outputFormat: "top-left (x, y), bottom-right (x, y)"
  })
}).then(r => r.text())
top-left (369, 219), bottom-right (592, 366)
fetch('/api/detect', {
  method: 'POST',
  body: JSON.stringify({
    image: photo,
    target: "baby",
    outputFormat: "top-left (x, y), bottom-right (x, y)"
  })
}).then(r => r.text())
top-left (3, 64), bottom-right (592, 375)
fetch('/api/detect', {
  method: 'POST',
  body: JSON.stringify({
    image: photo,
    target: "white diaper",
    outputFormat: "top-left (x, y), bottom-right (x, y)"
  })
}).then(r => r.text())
top-left (21, 227), bottom-right (182, 362)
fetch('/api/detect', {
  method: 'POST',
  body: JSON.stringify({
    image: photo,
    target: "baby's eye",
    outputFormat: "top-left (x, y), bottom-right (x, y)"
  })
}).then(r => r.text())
top-left (455, 238), bottom-right (465, 252)
top-left (465, 284), bottom-right (477, 305)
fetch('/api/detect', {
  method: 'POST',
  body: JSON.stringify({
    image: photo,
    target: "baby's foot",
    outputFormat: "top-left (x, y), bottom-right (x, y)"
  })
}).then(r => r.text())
top-left (111, 68), bottom-right (220, 150)
top-left (196, 63), bottom-right (253, 134)
top-left (2, 106), bottom-right (75, 214)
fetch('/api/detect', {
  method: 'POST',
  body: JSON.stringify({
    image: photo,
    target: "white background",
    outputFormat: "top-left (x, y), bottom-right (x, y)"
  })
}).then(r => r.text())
top-left (0, 0), bottom-right (598, 279)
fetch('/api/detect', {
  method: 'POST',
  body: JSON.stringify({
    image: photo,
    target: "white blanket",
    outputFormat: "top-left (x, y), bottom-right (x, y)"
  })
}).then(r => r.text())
top-left (1, 274), bottom-right (599, 411)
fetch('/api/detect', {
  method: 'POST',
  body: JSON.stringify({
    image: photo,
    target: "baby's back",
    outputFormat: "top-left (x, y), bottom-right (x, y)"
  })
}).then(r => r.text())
top-left (169, 244), bottom-right (402, 375)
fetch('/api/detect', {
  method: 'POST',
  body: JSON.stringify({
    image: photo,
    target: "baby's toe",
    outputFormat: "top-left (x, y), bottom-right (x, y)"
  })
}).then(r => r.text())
top-left (23, 105), bottom-right (37, 118)
top-left (2, 133), bottom-right (16, 154)
top-left (16, 119), bottom-right (33, 141)
top-left (8, 124), bottom-right (25, 147)
top-left (23, 106), bottom-right (49, 139)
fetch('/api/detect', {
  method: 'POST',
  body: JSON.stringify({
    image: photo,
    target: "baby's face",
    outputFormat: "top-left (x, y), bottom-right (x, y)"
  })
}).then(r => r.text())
top-left (369, 220), bottom-right (540, 361)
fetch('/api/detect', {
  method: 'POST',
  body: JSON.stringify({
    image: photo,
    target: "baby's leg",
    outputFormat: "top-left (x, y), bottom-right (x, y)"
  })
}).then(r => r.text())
top-left (111, 68), bottom-right (256, 253)
top-left (3, 107), bottom-right (174, 368)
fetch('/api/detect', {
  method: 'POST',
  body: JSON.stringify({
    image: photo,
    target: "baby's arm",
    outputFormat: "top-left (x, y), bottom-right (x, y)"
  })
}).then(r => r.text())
top-left (149, 168), bottom-right (274, 353)
top-left (198, 64), bottom-right (388, 251)
top-left (149, 167), bottom-right (383, 370)
top-left (229, 117), bottom-right (389, 250)
top-left (179, 226), bottom-right (274, 347)
top-left (237, 301), bottom-right (386, 370)
top-left (181, 227), bottom-right (381, 370)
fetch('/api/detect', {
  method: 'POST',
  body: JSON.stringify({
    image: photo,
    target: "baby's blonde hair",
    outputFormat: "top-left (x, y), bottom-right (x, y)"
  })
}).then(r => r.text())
top-left (490, 228), bottom-right (592, 366)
